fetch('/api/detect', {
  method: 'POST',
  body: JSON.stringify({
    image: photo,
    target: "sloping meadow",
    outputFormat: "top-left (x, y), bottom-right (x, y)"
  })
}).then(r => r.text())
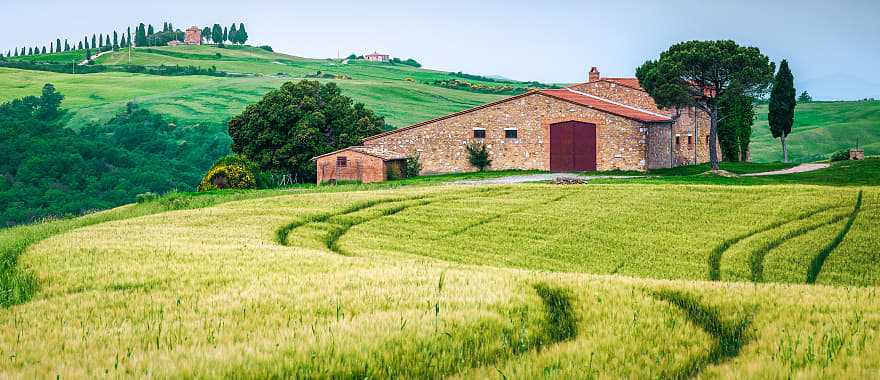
top-left (1, 184), bottom-right (878, 378)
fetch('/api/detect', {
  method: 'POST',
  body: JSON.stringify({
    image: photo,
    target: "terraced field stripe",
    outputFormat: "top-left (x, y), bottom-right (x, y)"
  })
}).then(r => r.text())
top-left (707, 204), bottom-right (843, 281)
top-left (651, 290), bottom-right (754, 379)
top-left (749, 212), bottom-right (850, 283)
top-left (806, 191), bottom-right (863, 284)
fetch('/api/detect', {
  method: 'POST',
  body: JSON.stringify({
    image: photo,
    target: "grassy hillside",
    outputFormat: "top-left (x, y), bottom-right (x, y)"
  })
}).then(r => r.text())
top-left (1, 45), bottom-right (523, 129)
top-left (750, 100), bottom-right (880, 162)
top-left (1, 179), bottom-right (878, 377)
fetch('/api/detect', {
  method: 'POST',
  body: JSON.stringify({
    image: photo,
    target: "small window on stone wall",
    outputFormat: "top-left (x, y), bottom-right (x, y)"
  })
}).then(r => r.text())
top-left (336, 156), bottom-right (347, 167)
top-left (687, 135), bottom-right (693, 145)
top-left (706, 135), bottom-right (710, 144)
top-left (675, 135), bottom-right (681, 145)
top-left (473, 128), bottom-right (486, 139)
top-left (504, 129), bottom-right (518, 139)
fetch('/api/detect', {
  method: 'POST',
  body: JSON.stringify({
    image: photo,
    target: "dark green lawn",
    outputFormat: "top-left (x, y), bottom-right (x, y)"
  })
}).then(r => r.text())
top-left (595, 158), bottom-right (879, 187)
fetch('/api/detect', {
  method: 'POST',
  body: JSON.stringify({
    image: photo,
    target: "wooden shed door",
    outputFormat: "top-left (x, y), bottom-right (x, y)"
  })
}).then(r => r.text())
top-left (550, 121), bottom-right (597, 172)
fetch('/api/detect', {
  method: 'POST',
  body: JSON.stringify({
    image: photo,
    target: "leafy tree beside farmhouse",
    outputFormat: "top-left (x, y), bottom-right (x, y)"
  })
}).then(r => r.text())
top-left (636, 40), bottom-right (775, 170)
top-left (227, 80), bottom-right (386, 181)
top-left (769, 60), bottom-right (797, 163)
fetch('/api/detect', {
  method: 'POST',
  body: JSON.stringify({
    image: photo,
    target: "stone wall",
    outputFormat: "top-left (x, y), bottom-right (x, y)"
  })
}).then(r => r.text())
top-left (569, 81), bottom-right (667, 115)
top-left (315, 150), bottom-right (386, 184)
top-left (671, 106), bottom-right (713, 166)
top-left (363, 93), bottom-right (653, 173)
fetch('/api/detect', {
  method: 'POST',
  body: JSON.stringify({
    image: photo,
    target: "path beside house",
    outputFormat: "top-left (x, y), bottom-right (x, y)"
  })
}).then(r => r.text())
top-left (454, 163), bottom-right (830, 185)
top-left (740, 163), bottom-right (830, 176)
top-left (454, 173), bottom-right (642, 185)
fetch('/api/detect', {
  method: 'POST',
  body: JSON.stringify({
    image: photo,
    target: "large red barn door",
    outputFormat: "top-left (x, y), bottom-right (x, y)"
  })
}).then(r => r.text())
top-left (550, 121), bottom-right (597, 172)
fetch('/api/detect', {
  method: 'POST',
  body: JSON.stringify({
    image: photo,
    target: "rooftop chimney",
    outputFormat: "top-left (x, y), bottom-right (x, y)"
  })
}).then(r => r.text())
top-left (588, 67), bottom-right (600, 82)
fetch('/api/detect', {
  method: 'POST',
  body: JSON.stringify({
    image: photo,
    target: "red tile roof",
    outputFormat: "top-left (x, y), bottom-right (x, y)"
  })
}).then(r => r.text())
top-left (312, 146), bottom-right (407, 161)
top-left (361, 89), bottom-right (671, 143)
top-left (602, 78), bottom-right (643, 90)
top-left (539, 89), bottom-right (672, 122)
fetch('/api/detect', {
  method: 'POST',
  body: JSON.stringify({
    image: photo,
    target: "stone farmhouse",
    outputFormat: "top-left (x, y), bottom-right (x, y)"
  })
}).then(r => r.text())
top-left (364, 52), bottom-right (390, 62)
top-left (314, 67), bottom-right (713, 183)
top-left (184, 26), bottom-right (202, 45)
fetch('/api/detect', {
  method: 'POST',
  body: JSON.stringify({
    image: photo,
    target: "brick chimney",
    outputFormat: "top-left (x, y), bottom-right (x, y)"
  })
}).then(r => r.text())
top-left (588, 67), bottom-right (600, 82)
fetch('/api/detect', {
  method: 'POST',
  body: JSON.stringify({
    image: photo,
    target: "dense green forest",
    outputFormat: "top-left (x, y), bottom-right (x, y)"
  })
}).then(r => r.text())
top-left (0, 85), bottom-right (229, 226)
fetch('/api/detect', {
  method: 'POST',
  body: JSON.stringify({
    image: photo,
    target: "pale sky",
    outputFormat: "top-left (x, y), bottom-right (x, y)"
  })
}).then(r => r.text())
top-left (3, 0), bottom-right (879, 99)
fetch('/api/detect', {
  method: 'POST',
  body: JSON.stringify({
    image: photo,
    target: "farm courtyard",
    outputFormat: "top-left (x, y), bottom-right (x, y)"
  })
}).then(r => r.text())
top-left (2, 166), bottom-right (879, 378)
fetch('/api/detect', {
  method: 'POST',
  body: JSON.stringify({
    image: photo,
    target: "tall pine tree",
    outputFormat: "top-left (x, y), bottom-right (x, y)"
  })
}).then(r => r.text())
top-left (768, 60), bottom-right (796, 163)
top-left (56, 39), bottom-right (61, 52)
top-left (92, 34), bottom-right (97, 49)
top-left (113, 31), bottom-right (119, 49)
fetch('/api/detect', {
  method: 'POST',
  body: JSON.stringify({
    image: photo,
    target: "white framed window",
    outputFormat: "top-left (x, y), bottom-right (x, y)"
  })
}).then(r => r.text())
top-left (504, 128), bottom-right (518, 139)
top-left (473, 128), bottom-right (486, 139)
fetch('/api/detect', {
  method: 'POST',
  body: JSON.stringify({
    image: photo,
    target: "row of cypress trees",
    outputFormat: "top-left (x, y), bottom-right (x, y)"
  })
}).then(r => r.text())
top-left (2, 22), bottom-right (249, 58)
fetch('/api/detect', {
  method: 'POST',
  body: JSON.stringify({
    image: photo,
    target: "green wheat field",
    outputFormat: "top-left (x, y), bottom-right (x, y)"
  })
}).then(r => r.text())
top-left (1, 178), bottom-right (878, 378)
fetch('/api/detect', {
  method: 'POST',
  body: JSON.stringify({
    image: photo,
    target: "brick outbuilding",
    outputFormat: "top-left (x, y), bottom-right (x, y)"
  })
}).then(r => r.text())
top-left (313, 146), bottom-right (407, 184)
top-left (315, 67), bottom-right (715, 182)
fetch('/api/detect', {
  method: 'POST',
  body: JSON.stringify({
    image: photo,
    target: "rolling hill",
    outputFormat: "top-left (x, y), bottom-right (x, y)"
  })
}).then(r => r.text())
top-left (3, 45), bottom-right (877, 163)
top-left (0, 45), bottom-right (517, 129)
top-left (751, 100), bottom-right (880, 162)
top-left (1, 163), bottom-right (878, 377)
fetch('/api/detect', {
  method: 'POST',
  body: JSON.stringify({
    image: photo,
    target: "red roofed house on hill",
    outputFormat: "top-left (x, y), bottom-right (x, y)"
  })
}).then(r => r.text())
top-left (184, 26), bottom-right (202, 45)
top-left (313, 66), bottom-right (715, 183)
top-left (364, 52), bottom-right (390, 62)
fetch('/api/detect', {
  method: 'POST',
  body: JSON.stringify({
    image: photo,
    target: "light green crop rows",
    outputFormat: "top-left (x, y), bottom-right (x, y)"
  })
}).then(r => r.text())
top-left (1, 184), bottom-right (878, 378)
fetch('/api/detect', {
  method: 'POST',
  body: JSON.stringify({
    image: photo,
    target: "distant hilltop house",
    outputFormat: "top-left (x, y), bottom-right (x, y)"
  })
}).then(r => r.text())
top-left (364, 52), bottom-right (390, 62)
top-left (184, 26), bottom-right (202, 45)
top-left (314, 66), bottom-right (715, 184)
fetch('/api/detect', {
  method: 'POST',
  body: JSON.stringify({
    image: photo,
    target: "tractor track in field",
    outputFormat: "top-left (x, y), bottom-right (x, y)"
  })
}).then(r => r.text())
top-left (707, 204), bottom-right (845, 281)
top-left (651, 290), bottom-right (755, 379)
top-left (274, 187), bottom-right (513, 252)
top-left (807, 190), bottom-right (863, 284)
top-left (437, 192), bottom-right (573, 240)
top-left (749, 212), bottom-right (850, 283)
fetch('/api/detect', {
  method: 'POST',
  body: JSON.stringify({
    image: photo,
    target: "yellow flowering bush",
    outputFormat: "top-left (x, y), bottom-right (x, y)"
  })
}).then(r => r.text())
top-left (198, 163), bottom-right (256, 192)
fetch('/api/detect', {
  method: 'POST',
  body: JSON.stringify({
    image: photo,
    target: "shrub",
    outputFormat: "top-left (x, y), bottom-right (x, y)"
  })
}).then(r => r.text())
top-left (135, 192), bottom-right (160, 203)
top-left (258, 45), bottom-right (273, 52)
top-left (465, 141), bottom-right (492, 171)
top-left (830, 150), bottom-right (850, 162)
top-left (404, 155), bottom-right (422, 178)
top-left (198, 155), bottom-right (258, 191)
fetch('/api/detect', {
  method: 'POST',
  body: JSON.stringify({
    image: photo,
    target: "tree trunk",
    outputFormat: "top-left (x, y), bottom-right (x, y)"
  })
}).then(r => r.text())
top-left (708, 108), bottom-right (720, 170)
top-left (781, 132), bottom-right (788, 163)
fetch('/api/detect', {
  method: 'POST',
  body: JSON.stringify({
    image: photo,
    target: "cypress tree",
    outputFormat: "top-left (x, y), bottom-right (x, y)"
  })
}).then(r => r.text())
top-left (92, 34), bottom-right (97, 49)
top-left (202, 27), bottom-right (211, 43)
top-left (229, 24), bottom-right (238, 44)
top-left (85, 48), bottom-right (91, 62)
top-left (768, 60), bottom-right (796, 163)
top-left (237, 23), bottom-right (248, 44)
top-left (41, 46), bottom-right (46, 54)
top-left (14, 47), bottom-right (18, 57)
top-left (28, 47), bottom-right (33, 55)
top-left (84, 37), bottom-right (89, 50)
top-left (99, 34), bottom-right (103, 48)
top-left (147, 24), bottom-right (154, 36)
top-left (212, 24), bottom-right (223, 46)
top-left (105, 35), bottom-right (110, 47)
top-left (50, 43), bottom-right (54, 54)
top-left (78, 41), bottom-right (83, 50)
top-left (168, 22), bottom-right (173, 32)
top-left (135, 24), bottom-right (147, 47)
top-left (56, 39), bottom-right (62, 52)
top-left (113, 31), bottom-right (119, 49)
top-left (223, 26), bottom-right (228, 42)
top-left (163, 22), bottom-right (168, 32)
top-left (65, 40), bottom-right (70, 52)
top-left (128, 27), bottom-right (132, 48)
